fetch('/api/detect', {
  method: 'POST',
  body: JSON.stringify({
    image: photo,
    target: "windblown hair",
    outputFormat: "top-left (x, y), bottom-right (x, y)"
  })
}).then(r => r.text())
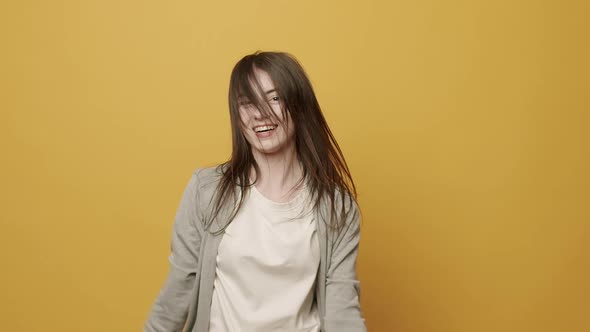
top-left (206, 51), bottom-right (357, 234)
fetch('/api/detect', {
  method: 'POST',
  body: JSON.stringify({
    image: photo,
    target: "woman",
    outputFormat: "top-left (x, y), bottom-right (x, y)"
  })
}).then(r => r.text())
top-left (145, 51), bottom-right (366, 332)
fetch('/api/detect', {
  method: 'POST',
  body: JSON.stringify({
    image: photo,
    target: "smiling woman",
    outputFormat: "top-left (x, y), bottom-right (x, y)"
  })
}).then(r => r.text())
top-left (237, 69), bottom-right (295, 157)
top-left (144, 51), bottom-right (366, 332)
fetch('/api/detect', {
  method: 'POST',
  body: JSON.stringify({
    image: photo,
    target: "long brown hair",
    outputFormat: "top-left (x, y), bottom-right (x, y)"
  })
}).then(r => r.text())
top-left (206, 51), bottom-right (357, 234)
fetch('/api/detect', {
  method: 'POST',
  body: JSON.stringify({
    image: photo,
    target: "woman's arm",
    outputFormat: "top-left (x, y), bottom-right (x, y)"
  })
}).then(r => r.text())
top-left (325, 199), bottom-right (367, 332)
top-left (144, 169), bottom-right (203, 332)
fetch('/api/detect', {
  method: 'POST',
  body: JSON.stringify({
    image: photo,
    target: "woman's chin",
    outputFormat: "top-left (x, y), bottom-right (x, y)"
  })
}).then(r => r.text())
top-left (252, 142), bottom-right (292, 157)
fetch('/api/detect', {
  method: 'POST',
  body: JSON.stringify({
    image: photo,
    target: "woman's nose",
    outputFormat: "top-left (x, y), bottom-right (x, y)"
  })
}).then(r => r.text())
top-left (251, 107), bottom-right (262, 118)
top-left (250, 106), bottom-right (267, 120)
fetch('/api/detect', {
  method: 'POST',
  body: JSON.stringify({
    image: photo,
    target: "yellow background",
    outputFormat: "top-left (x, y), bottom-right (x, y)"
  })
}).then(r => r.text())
top-left (1, 1), bottom-right (588, 331)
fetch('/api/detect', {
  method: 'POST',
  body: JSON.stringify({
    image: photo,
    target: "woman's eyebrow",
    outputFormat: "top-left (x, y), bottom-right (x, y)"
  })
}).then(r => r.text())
top-left (265, 89), bottom-right (277, 95)
top-left (237, 96), bottom-right (251, 104)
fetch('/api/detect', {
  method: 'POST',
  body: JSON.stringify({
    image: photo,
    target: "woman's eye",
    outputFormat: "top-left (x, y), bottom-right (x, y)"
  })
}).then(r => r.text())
top-left (270, 96), bottom-right (280, 102)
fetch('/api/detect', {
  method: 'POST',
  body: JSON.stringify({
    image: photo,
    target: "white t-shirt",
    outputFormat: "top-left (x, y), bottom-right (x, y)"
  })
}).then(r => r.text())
top-left (208, 182), bottom-right (320, 332)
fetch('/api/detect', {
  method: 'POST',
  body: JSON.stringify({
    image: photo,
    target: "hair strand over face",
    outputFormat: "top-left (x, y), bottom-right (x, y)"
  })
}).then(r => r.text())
top-left (206, 51), bottom-right (358, 234)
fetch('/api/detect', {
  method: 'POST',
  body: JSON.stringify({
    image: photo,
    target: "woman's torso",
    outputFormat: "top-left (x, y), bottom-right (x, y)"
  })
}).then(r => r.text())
top-left (208, 183), bottom-right (321, 332)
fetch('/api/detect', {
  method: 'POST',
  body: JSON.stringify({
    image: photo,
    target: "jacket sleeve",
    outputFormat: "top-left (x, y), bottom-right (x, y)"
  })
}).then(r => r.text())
top-left (324, 199), bottom-right (367, 332)
top-left (144, 169), bottom-right (203, 332)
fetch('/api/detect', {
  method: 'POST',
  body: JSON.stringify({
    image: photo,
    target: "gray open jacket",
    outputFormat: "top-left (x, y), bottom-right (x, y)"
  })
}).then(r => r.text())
top-left (144, 166), bottom-right (366, 332)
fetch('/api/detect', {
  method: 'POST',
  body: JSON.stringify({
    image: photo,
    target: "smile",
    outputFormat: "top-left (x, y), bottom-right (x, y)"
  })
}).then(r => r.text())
top-left (253, 125), bottom-right (278, 133)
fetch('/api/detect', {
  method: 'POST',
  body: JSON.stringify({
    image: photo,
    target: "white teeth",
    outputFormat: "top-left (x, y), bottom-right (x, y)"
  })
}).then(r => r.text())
top-left (254, 125), bottom-right (276, 132)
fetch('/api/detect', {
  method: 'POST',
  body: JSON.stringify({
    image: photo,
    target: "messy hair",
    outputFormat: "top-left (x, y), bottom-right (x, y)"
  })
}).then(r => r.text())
top-left (207, 51), bottom-right (357, 234)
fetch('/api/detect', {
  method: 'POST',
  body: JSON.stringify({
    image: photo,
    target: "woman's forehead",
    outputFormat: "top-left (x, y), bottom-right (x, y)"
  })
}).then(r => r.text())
top-left (251, 68), bottom-right (275, 92)
top-left (239, 69), bottom-right (277, 99)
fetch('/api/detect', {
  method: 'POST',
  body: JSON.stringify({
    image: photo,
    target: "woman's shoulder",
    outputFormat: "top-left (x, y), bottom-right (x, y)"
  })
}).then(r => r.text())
top-left (193, 163), bottom-right (226, 182)
top-left (188, 163), bottom-right (228, 200)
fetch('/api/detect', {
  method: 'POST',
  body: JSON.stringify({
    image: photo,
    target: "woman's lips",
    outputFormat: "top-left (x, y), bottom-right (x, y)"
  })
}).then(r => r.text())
top-left (254, 126), bottom-right (276, 138)
top-left (252, 124), bottom-right (278, 139)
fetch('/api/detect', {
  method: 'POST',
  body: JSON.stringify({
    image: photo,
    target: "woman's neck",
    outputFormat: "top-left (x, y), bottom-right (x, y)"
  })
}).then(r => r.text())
top-left (250, 144), bottom-right (304, 203)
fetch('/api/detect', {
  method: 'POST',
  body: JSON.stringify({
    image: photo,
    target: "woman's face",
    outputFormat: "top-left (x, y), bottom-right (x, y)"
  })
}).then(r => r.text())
top-left (238, 69), bottom-right (295, 156)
